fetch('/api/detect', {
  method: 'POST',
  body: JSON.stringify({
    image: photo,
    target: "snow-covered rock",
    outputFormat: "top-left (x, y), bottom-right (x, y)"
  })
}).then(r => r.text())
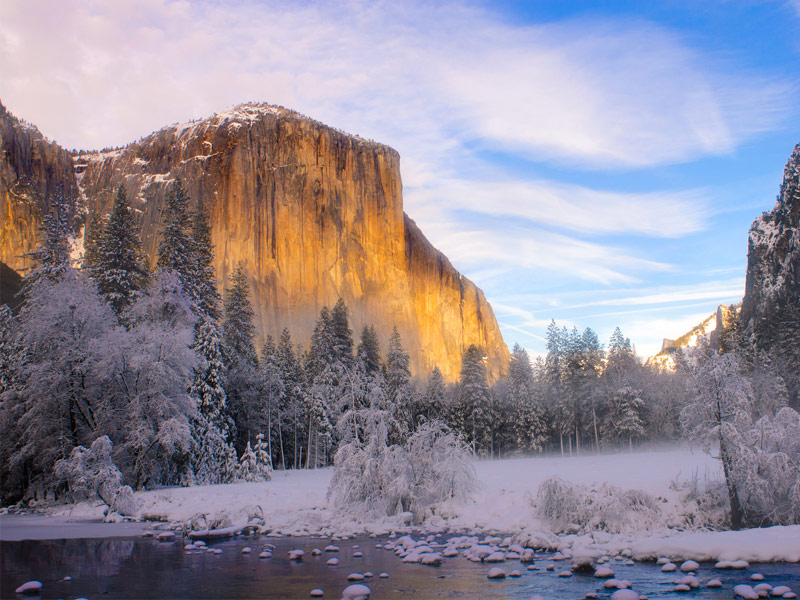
top-left (487, 567), bottom-right (506, 579)
top-left (15, 581), bottom-right (43, 595)
top-left (734, 585), bottom-right (760, 600)
top-left (340, 583), bottom-right (370, 600)
top-left (594, 565), bottom-right (615, 578)
top-left (610, 590), bottom-right (639, 600)
top-left (680, 560), bottom-right (699, 572)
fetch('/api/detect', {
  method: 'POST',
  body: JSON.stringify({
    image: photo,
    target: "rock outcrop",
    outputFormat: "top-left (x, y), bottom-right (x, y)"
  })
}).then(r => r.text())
top-left (0, 103), bottom-right (79, 273)
top-left (739, 143), bottom-right (800, 406)
top-left (647, 304), bottom-right (738, 371)
top-left (17, 103), bottom-right (508, 380)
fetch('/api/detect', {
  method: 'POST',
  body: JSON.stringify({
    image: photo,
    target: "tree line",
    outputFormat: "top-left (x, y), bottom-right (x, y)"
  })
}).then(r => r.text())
top-left (1, 181), bottom-right (797, 531)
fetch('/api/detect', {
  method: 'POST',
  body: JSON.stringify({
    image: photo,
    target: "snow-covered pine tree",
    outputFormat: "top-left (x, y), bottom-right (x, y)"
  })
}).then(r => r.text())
top-left (94, 186), bottom-right (148, 319)
top-left (188, 313), bottom-right (236, 484)
top-left (237, 441), bottom-right (260, 482)
top-left (223, 263), bottom-right (258, 366)
top-left (0, 305), bottom-right (13, 394)
top-left (329, 298), bottom-right (354, 369)
top-left (356, 325), bottom-right (382, 375)
top-left (191, 315), bottom-right (228, 427)
top-left (24, 191), bottom-right (72, 287)
top-left (81, 211), bottom-right (107, 272)
top-left (157, 179), bottom-right (196, 299)
top-left (190, 415), bottom-right (238, 485)
top-left (506, 344), bottom-right (545, 453)
top-left (415, 366), bottom-right (446, 425)
top-left (385, 327), bottom-right (413, 442)
top-left (276, 328), bottom-right (306, 470)
top-left (260, 335), bottom-right (285, 466)
top-left (455, 344), bottom-right (491, 454)
top-left (223, 262), bottom-right (259, 454)
top-left (253, 432), bottom-right (273, 481)
top-left (190, 198), bottom-right (221, 321)
top-left (601, 386), bottom-right (645, 450)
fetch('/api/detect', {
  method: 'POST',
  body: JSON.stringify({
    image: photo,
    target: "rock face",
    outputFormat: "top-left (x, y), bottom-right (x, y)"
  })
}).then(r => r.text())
top-left (72, 103), bottom-right (509, 380)
top-left (739, 143), bottom-right (800, 406)
top-left (0, 103), bottom-right (79, 273)
top-left (647, 304), bottom-right (738, 371)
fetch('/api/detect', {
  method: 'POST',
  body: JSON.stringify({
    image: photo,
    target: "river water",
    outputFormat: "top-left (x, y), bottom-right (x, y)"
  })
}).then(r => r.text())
top-left (2, 532), bottom-right (798, 599)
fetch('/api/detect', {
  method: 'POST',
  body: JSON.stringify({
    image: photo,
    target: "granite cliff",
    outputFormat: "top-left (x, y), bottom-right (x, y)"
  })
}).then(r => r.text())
top-left (739, 143), bottom-right (800, 406)
top-left (2, 102), bottom-right (509, 380)
top-left (0, 103), bottom-right (79, 273)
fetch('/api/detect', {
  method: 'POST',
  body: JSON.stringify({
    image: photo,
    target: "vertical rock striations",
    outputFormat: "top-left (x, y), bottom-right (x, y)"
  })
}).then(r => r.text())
top-left (0, 103), bottom-right (79, 273)
top-left (70, 103), bottom-right (509, 380)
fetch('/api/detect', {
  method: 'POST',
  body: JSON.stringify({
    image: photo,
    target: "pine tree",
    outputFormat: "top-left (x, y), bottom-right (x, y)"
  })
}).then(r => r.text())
top-left (157, 179), bottom-right (196, 298)
top-left (253, 432), bottom-right (273, 481)
top-left (223, 262), bottom-right (259, 453)
top-left (507, 344), bottom-right (545, 453)
top-left (455, 344), bottom-right (491, 454)
top-left (0, 305), bottom-right (13, 394)
top-left (223, 263), bottom-right (258, 367)
top-left (190, 315), bottom-right (228, 427)
top-left (357, 325), bottom-right (382, 374)
top-left (385, 327), bottom-right (413, 440)
top-left (237, 441), bottom-right (260, 482)
top-left (25, 191), bottom-right (72, 287)
top-left (601, 386), bottom-right (645, 450)
top-left (276, 329), bottom-right (306, 469)
top-left (81, 211), bottom-right (107, 272)
top-left (260, 335), bottom-right (285, 467)
top-left (191, 199), bottom-right (221, 321)
top-left (329, 298), bottom-right (354, 368)
top-left (95, 186), bottom-right (148, 319)
top-left (417, 366), bottom-right (446, 424)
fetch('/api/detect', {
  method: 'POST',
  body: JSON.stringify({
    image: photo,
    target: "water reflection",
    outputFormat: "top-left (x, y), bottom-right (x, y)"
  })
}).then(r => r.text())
top-left (1, 533), bottom-right (798, 599)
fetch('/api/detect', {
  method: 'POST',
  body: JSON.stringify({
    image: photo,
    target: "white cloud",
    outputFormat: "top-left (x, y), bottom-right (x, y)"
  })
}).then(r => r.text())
top-left (0, 0), bottom-right (790, 167)
top-left (555, 278), bottom-right (746, 310)
top-left (419, 217), bottom-right (673, 285)
top-left (407, 179), bottom-right (710, 237)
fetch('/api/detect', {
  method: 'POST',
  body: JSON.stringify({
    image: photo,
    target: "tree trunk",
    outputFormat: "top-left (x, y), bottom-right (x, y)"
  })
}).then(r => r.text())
top-left (720, 438), bottom-right (745, 529)
top-left (277, 408), bottom-right (286, 470)
top-left (306, 413), bottom-right (314, 469)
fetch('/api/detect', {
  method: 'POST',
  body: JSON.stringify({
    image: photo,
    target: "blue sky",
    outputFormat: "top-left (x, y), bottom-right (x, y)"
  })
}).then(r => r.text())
top-left (2, 0), bottom-right (799, 357)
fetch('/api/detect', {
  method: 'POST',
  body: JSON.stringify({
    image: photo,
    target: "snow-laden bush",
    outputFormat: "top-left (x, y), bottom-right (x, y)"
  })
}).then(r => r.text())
top-left (328, 417), bottom-right (476, 523)
top-left (535, 476), bottom-right (661, 534)
top-left (389, 420), bottom-right (477, 521)
top-left (53, 435), bottom-right (139, 516)
top-left (735, 407), bottom-right (800, 526)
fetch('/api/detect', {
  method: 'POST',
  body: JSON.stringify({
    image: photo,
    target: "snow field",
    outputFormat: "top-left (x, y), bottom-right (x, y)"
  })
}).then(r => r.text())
top-left (12, 446), bottom-right (796, 566)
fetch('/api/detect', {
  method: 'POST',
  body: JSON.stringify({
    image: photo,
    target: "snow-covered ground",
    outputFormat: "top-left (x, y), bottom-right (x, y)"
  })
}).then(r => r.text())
top-left (3, 446), bottom-right (798, 564)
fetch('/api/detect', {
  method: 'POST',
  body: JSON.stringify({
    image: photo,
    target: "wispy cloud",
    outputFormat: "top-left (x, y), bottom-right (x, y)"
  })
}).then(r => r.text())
top-left (408, 179), bottom-right (711, 237)
top-left (420, 218), bottom-right (674, 285)
top-left (0, 0), bottom-right (790, 166)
